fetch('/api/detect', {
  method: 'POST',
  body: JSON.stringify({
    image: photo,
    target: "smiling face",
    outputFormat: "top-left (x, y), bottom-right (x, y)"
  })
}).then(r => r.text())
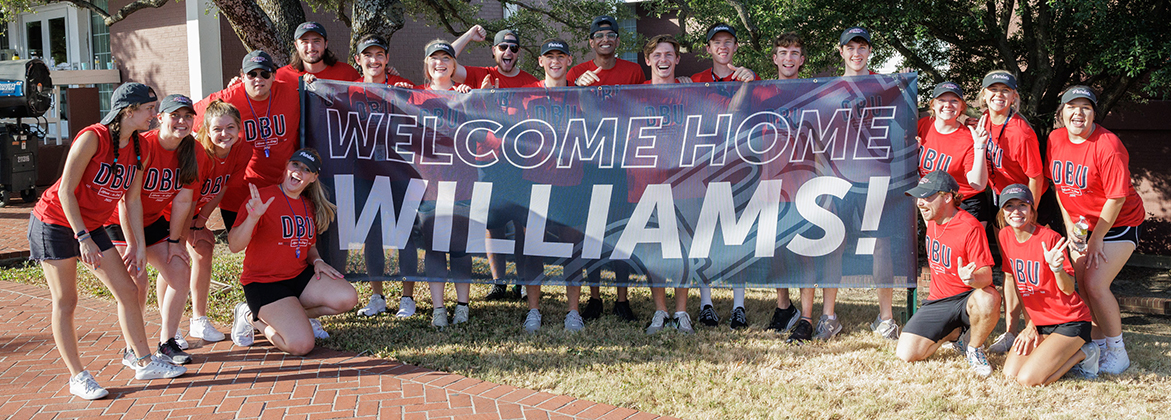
top-left (295, 33), bottom-right (326, 64)
top-left (706, 32), bottom-right (737, 66)
top-left (356, 46), bottom-right (388, 78)
top-left (493, 36), bottom-right (520, 73)
top-left (283, 160), bottom-right (319, 195)
top-left (589, 27), bottom-right (619, 57)
top-left (124, 101), bottom-right (159, 132)
top-left (241, 68), bottom-right (273, 99)
top-left (644, 42), bottom-right (679, 80)
top-left (982, 83), bottom-right (1017, 114)
top-left (539, 51), bottom-right (572, 80)
top-left (773, 45), bottom-right (804, 79)
top-left (932, 93), bottom-right (965, 122)
top-left (1062, 98), bottom-right (1096, 137)
top-left (159, 108), bottom-right (195, 140)
top-left (1000, 198), bottom-right (1034, 230)
top-left (207, 114), bottom-right (240, 152)
top-left (916, 192), bottom-right (953, 223)
top-left (426, 51), bottom-right (456, 82)
top-left (839, 40), bottom-right (871, 75)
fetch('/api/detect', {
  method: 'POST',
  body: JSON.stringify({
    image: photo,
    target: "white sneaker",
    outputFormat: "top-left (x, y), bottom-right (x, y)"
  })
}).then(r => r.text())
top-left (396, 297), bottom-right (416, 318)
top-left (69, 371), bottom-right (108, 400)
top-left (174, 329), bottom-right (189, 350)
top-left (432, 307), bottom-right (449, 327)
top-left (523, 309), bottom-right (541, 333)
top-left (1067, 342), bottom-right (1100, 380)
top-left (872, 317), bottom-right (900, 340)
top-left (133, 355), bottom-right (187, 380)
top-left (358, 294), bottom-right (387, 317)
top-left (190, 316), bottom-right (226, 342)
top-left (988, 331), bottom-right (1016, 354)
top-left (452, 305), bottom-right (470, 324)
top-left (309, 319), bottom-right (330, 339)
top-left (675, 312), bottom-right (695, 334)
top-left (231, 302), bottom-right (254, 347)
top-left (1099, 346), bottom-right (1130, 375)
top-left (966, 346), bottom-right (992, 377)
top-left (943, 328), bottom-right (971, 354)
top-left (564, 310), bottom-right (584, 331)
top-left (646, 310), bottom-right (670, 335)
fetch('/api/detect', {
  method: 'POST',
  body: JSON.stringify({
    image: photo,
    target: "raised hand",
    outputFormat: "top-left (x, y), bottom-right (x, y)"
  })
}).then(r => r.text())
top-left (957, 256), bottom-right (977, 285)
top-left (728, 64), bottom-right (756, 82)
top-left (1041, 239), bottom-right (1067, 272)
top-left (971, 114), bottom-right (989, 151)
top-left (576, 69), bottom-right (600, 86)
top-left (481, 74), bottom-right (498, 89)
top-left (245, 183), bottom-right (274, 218)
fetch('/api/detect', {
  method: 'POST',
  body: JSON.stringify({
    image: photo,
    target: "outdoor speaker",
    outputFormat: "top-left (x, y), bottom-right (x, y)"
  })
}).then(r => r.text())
top-left (0, 59), bottom-right (53, 119)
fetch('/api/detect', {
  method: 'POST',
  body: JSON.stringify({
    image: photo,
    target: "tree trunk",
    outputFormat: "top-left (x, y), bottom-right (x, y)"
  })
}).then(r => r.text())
top-left (257, 0), bottom-right (306, 61)
top-left (350, 0), bottom-right (406, 59)
top-left (211, 0), bottom-right (289, 65)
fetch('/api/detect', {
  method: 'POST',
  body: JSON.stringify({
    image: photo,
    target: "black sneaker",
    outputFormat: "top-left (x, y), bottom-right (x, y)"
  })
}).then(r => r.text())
top-left (582, 298), bottom-right (603, 320)
top-left (613, 300), bottom-right (637, 322)
top-left (786, 319), bottom-right (814, 344)
top-left (512, 285), bottom-right (525, 301)
top-left (485, 284), bottom-right (511, 301)
top-left (698, 304), bottom-right (720, 327)
top-left (768, 305), bottom-right (801, 333)
top-left (729, 307), bottom-right (749, 330)
top-left (156, 338), bottom-right (192, 365)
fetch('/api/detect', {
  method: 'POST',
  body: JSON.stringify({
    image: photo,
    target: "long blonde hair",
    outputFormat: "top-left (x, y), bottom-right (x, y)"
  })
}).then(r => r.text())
top-left (979, 70), bottom-right (1021, 113)
top-left (195, 100), bottom-right (242, 158)
top-left (295, 148), bottom-right (337, 233)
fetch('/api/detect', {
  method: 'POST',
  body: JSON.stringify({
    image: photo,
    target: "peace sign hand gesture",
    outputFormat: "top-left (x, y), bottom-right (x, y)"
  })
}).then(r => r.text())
top-left (971, 114), bottom-right (989, 151)
top-left (1042, 239), bottom-right (1068, 272)
top-left (245, 183), bottom-right (274, 218)
top-left (957, 256), bottom-right (977, 286)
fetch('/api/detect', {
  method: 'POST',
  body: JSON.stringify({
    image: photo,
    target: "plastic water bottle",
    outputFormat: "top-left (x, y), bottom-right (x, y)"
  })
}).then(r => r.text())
top-left (1073, 216), bottom-right (1090, 252)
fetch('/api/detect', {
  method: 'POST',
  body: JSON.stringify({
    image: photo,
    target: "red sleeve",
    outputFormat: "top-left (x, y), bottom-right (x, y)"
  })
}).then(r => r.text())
top-left (1011, 121), bottom-right (1043, 179)
top-left (1098, 140), bottom-right (1133, 200)
top-left (275, 65), bottom-right (301, 84)
top-left (998, 228), bottom-right (1013, 274)
top-left (965, 218), bottom-right (995, 269)
top-left (463, 66), bottom-right (492, 88)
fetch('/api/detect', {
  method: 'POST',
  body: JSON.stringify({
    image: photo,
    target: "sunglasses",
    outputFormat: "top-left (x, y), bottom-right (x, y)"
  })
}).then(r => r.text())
top-left (591, 32), bottom-right (619, 40)
top-left (246, 70), bottom-right (273, 79)
top-left (497, 43), bottom-right (519, 53)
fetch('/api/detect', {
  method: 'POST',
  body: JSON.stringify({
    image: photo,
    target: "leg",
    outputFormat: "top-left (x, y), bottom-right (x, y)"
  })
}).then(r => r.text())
top-left (255, 297), bottom-right (315, 355)
top-left (1003, 284), bottom-right (1022, 335)
top-left (147, 243), bottom-right (191, 342)
top-left (88, 248), bottom-right (155, 363)
top-left (1076, 242), bottom-right (1135, 339)
top-left (674, 288), bottom-right (689, 313)
top-left (1009, 334), bottom-right (1086, 386)
top-left (966, 286), bottom-right (1002, 346)
top-left (874, 238), bottom-right (894, 321)
top-left (776, 288), bottom-right (792, 309)
top-left (189, 239), bottom-right (215, 318)
top-left (651, 288), bottom-right (668, 312)
top-left (42, 259), bottom-right (85, 375)
top-left (300, 274), bottom-right (359, 318)
top-left (896, 329), bottom-right (959, 362)
top-left (114, 244), bottom-right (150, 317)
top-left (425, 251), bottom-right (447, 309)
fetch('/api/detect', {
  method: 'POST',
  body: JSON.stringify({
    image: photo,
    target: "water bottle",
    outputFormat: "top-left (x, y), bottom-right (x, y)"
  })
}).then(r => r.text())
top-left (1072, 216), bottom-right (1090, 252)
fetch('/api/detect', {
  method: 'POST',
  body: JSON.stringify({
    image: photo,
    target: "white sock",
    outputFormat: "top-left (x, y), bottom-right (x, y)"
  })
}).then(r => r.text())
top-left (1106, 334), bottom-right (1124, 349)
top-left (674, 311), bottom-right (688, 318)
top-left (700, 285), bottom-right (712, 307)
top-left (1093, 338), bottom-right (1107, 351)
top-left (826, 314), bottom-right (837, 320)
top-left (733, 288), bottom-right (745, 308)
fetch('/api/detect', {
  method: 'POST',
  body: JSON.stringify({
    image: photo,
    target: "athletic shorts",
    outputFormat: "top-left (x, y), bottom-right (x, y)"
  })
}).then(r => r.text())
top-left (959, 192), bottom-right (992, 224)
top-left (28, 214), bottom-right (115, 260)
top-left (220, 210), bottom-right (238, 234)
top-left (903, 289), bottom-right (974, 342)
top-left (105, 216), bottom-right (170, 247)
top-left (242, 266), bottom-right (314, 322)
top-left (1037, 320), bottom-right (1092, 343)
top-left (478, 166), bottom-right (529, 230)
top-left (1103, 225), bottom-right (1140, 247)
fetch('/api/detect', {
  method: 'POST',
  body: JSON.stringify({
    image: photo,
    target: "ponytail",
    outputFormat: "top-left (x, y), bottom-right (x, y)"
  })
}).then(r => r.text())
top-left (176, 134), bottom-right (198, 185)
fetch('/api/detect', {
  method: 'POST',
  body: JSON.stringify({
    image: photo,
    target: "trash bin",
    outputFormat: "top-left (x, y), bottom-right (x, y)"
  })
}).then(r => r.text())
top-left (0, 124), bottom-right (39, 205)
top-left (0, 59), bottom-right (52, 206)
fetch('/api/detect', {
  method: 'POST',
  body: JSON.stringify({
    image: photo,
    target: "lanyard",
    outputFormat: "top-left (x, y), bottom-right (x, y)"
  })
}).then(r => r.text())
top-left (279, 185), bottom-right (310, 260)
top-left (245, 91), bottom-right (275, 157)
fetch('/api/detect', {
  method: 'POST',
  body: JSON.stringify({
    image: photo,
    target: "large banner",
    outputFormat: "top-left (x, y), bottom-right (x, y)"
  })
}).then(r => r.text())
top-left (303, 74), bottom-right (920, 288)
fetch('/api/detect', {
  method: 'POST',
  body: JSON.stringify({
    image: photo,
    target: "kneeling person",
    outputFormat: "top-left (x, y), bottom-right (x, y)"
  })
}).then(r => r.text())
top-left (896, 171), bottom-right (1000, 376)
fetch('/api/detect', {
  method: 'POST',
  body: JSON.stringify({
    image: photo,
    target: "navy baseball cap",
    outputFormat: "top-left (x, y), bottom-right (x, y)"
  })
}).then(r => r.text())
top-left (242, 50), bottom-right (276, 73)
top-left (590, 16), bottom-right (619, 37)
top-left (1061, 85), bottom-right (1098, 106)
top-left (494, 30), bottom-right (519, 46)
top-left (932, 81), bottom-right (964, 99)
top-left (425, 42), bottom-right (456, 58)
top-left (982, 72), bottom-right (1018, 90)
top-left (840, 27), bottom-right (871, 45)
top-left (906, 170), bottom-right (960, 199)
top-left (289, 149), bottom-right (322, 173)
top-left (540, 39), bottom-right (571, 56)
top-left (159, 94), bottom-right (194, 114)
top-left (294, 21), bottom-right (327, 40)
top-left (356, 37), bottom-right (388, 54)
top-left (706, 23), bottom-right (737, 42)
top-left (999, 184), bottom-right (1033, 207)
top-left (101, 83), bottom-right (157, 125)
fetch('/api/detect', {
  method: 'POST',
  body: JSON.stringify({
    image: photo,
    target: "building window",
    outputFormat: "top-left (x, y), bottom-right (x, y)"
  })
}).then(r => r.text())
top-left (90, 0), bottom-right (112, 116)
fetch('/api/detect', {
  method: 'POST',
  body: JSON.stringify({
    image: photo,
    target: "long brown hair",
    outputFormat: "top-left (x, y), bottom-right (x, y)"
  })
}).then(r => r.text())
top-left (294, 148), bottom-right (337, 232)
top-left (159, 112), bottom-right (199, 186)
top-left (194, 100), bottom-right (242, 158)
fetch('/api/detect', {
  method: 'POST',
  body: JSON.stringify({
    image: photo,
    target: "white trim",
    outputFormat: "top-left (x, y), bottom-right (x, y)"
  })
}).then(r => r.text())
top-left (187, 0), bottom-right (223, 99)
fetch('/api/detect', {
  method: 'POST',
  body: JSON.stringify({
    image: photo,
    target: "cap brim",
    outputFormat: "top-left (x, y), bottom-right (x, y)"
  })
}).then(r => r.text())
top-left (99, 107), bottom-right (122, 125)
top-left (904, 185), bottom-right (939, 198)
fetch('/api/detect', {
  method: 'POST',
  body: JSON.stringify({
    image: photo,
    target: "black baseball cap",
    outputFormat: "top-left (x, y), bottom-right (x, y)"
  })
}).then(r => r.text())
top-left (981, 72), bottom-right (1018, 90)
top-left (541, 39), bottom-right (571, 56)
top-left (932, 81), bottom-right (964, 99)
top-left (159, 94), bottom-right (194, 114)
top-left (289, 149), bottom-right (322, 173)
top-left (294, 21), bottom-right (327, 40)
top-left (840, 27), bottom-right (871, 45)
top-left (101, 83), bottom-right (157, 125)
top-left (999, 184), bottom-right (1033, 207)
top-left (356, 37), bottom-right (388, 55)
top-left (906, 170), bottom-right (960, 199)
top-left (1061, 85), bottom-right (1098, 107)
top-left (706, 23), bottom-right (737, 42)
top-left (494, 29), bottom-right (519, 46)
top-left (590, 16), bottom-right (619, 37)
top-left (242, 50), bottom-right (276, 73)
top-left (425, 42), bottom-right (457, 58)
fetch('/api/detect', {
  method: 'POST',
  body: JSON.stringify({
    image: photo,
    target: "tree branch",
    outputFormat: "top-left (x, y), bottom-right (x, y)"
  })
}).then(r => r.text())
top-left (722, 0), bottom-right (760, 48)
top-left (52, 0), bottom-right (170, 26)
top-left (886, 35), bottom-right (944, 83)
top-left (503, 0), bottom-right (582, 32)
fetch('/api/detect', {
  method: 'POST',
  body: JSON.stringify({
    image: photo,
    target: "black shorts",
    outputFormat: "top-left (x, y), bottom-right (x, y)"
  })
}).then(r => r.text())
top-left (220, 210), bottom-right (238, 234)
top-left (903, 289), bottom-right (973, 342)
top-left (478, 166), bottom-right (529, 230)
top-left (1037, 320), bottom-right (1092, 343)
top-left (105, 216), bottom-right (171, 247)
top-left (959, 192), bottom-right (992, 224)
top-left (242, 266), bottom-right (314, 322)
top-left (1103, 225), bottom-right (1140, 247)
top-left (28, 214), bottom-right (114, 260)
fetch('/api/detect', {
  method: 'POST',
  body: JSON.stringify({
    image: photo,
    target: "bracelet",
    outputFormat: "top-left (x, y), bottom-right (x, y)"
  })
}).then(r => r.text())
top-left (75, 229), bottom-right (88, 239)
top-left (76, 233), bottom-right (91, 243)
top-left (312, 258), bottom-right (325, 265)
top-left (166, 238), bottom-right (182, 244)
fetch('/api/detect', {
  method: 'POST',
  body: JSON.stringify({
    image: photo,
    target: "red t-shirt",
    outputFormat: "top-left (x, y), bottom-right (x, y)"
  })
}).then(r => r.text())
top-left (34, 124), bottom-right (140, 230)
top-left (567, 59), bottom-right (646, 86)
top-left (276, 62), bottom-right (360, 84)
top-left (464, 66), bottom-right (539, 89)
top-left (925, 209), bottom-right (994, 300)
top-left (352, 74), bottom-right (414, 86)
top-left (917, 117), bottom-right (981, 199)
top-left (997, 226), bottom-right (1091, 326)
top-left (196, 80), bottom-right (302, 214)
top-left (983, 113), bottom-right (1043, 194)
top-left (108, 130), bottom-right (194, 225)
top-left (691, 68), bottom-right (761, 83)
top-left (187, 144), bottom-right (251, 215)
top-left (1046, 125), bottom-right (1145, 229)
top-left (234, 184), bottom-right (317, 285)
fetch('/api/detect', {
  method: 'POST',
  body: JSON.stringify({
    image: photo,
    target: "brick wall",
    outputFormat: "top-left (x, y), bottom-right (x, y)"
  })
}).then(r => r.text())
top-left (109, 0), bottom-right (190, 97)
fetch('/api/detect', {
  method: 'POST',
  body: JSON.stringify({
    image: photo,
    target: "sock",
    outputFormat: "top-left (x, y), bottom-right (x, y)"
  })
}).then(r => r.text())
top-left (674, 311), bottom-right (688, 318)
top-left (826, 314), bottom-right (837, 320)
top-left (700, 286), bottom-right (712, 307)
top-left (457, 302), bottom-right (468, 307)
top-left (372, 294), bottom-right (382, 299)
top-left (1093, 338), bottom-right (1107, 351)
top-left (733, 288), bottom-right (745, 308)
top-left (1106, 334), bottom-right (1124, 348)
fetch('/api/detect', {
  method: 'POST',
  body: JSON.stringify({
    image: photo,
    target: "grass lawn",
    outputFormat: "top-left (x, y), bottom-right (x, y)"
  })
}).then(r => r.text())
top-left (3, 243), bottom-right (1169, 419)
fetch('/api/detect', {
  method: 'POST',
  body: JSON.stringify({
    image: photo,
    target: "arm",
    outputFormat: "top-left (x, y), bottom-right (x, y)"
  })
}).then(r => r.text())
top-left (167, 188), bottom-right (196, 265)
top-left (226, 184), bottom-right (274, 253)
top-left (58, 132), bottom-right (103, 267)
top-left (451, 25), bottom-right (486, 58)
top-left (307, 246), bottom-right (343, 280)
top-left (1027, 175), bottom-right (1045, 209)
top-left (967, 117), bottom-right (989, 191)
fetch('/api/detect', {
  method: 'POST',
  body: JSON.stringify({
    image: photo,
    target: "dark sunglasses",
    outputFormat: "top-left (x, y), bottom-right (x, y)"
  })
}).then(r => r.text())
top-left (246, 70), bottom-right (273, 79)
top-left (591, 32), bottom-right (618, 40)
top-left (497, 43), bottom-right (520, 53)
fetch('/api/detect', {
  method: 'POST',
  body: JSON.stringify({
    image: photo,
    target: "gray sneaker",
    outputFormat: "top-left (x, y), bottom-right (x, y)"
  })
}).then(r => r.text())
top-left (564, 310), bottom-right (585, 331)
top-left (646, 310), bottom-right (671, 335)
top-left (523, 309), bottom-right (541, 333)
top-left (813, 315), bottom-right (842, 340)
top-left (1067, 342), bottom-right (1100, 379)
top-left (452, 305), bottom-right (470, 324)
top-left (674, 312), bottom-right (695, 334)
top-left (872, 317), bottom-right (900, 340)
top-left (432, 307), bottom-right (449, 327)
top-left (988, 331), bottom-right (1015, 354)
